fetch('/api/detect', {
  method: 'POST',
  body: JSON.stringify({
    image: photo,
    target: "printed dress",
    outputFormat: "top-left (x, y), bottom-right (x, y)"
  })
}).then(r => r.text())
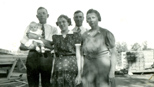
top-left (52, 32), bottom-right (81, 87)
top-left (81, 27), bottom-right (115, 87)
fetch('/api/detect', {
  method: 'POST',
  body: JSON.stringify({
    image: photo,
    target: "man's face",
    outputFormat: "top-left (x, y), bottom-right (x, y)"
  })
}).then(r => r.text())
top-left (74, 12), bottom-right (84, 27)
top-left (36, 9), bottom-right (49, 24)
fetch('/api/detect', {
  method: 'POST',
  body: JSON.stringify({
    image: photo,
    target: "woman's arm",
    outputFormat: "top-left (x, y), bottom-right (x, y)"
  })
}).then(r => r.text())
top-left (75, 44), bottom-right (83, 85)
top-left (75, 44), bottom-right (82, 75)
top-left (109, 47), bottom-right (117, 78)
top-left (80, 54), bottom-right (84, 75)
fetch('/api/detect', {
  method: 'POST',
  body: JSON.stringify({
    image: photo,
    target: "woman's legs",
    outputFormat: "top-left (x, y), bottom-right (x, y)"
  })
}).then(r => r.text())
top-left (82, 54), bottom-right (111, 87)
top-left (52, 56), bottom-right (78, 87)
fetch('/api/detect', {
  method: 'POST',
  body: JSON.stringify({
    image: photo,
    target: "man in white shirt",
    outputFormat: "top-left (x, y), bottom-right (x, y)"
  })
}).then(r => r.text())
top-left (20, 7), bottom-right (57, 87)
top-left (72, 10), bottom-right (87, 87)
top-left (72, 10), bottom-right (87, 35)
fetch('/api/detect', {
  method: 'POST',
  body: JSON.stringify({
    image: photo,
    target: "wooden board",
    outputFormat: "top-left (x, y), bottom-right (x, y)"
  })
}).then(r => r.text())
top-left (132, 68), bottom-right (154, 73)
top-left (0, 55), bottom-right (27, 65)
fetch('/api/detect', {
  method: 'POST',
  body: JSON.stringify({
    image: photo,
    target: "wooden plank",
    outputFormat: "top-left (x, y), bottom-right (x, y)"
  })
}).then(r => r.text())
top-left (0, 62), bottom-right (14, 65)
top-left (0, 55), bottom-right (27, 65)
top-left (132, 69), bottom-right (154, 73)
top-left (0, 70), bottom-right (7, 74)
top-left (19, 58), bottom-right (26, 70)
top-left (0, 55), bottom-right (27, 59)
top-left (0, 78), bottom-right (18, 83)
top-left (0, 81), bottom-right (19, 86)
top-left (7, 59), bottom-right (18, 79)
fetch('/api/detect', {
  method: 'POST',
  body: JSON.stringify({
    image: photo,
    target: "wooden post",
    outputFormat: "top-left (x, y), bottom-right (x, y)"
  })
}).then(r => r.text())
top-left (19, 58), bottom-right (26, 70)
top-left (149, 74), bottom-right (154, 80)
top-left (7, 58), bottom-right (18, 79)
top-left (7, 57), bottom-right (26, 79)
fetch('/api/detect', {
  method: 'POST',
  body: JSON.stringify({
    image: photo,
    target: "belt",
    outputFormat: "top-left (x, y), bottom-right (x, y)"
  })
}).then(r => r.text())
top-left (29, 50), bottom-right (53, 58)
top-left (56, 53), bottom-right (75, 57)
top-left (30, 50), bottom-right (51, 53)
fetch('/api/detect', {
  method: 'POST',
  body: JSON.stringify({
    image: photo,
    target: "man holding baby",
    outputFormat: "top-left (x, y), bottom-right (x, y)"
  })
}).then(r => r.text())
top-left (20, 7), bottom-right (57, 87)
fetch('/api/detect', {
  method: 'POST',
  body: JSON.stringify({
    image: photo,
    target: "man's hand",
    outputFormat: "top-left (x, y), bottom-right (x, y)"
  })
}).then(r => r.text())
top-left (41, 39), bottom-right (54, 50)
top-left (28, 44), bottom-right (35, 50)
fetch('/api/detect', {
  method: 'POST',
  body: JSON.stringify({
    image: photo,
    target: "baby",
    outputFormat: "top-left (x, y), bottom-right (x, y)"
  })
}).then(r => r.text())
top-left (25, 21), bottom-right (45, 53)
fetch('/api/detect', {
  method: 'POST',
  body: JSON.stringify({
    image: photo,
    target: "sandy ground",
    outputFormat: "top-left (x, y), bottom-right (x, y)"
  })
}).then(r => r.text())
top-left (116, 74), bottom-right (154, 87)
top-left (0, 73), bottom-right (154, 87)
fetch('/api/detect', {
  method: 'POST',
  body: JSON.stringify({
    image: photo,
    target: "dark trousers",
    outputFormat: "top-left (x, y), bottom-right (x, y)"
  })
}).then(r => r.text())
top-left (26, 50), bottom-right (53, 87)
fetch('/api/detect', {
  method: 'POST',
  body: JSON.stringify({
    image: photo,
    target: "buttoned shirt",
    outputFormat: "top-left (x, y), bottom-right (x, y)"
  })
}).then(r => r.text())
top-left (72, 26), bottom-right (88, 35)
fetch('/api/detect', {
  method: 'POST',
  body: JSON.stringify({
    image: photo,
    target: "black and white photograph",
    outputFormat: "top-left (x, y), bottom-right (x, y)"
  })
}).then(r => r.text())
top-left (0, 0), bottom-right (154, 87)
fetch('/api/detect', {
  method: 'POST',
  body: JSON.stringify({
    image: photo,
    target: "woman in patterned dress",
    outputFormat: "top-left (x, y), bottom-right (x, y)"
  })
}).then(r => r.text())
top-left (81, 9), bottom-right (117, 87)
top-left (52, 15), bottom-right (82, 87)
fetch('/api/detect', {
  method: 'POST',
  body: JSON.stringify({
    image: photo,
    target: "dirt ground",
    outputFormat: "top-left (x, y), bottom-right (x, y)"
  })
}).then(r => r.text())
top-left (0, 73), bottom-right (154, 87)
top-left (116, 74), bottom-right (154, 87)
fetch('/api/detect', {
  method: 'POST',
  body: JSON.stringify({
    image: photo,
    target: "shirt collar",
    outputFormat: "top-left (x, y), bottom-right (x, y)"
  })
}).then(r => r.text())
top-left (87, 27), bottom-right (101, 35)
top-left (75, 26), bottom-right (83, 29)
top-left (38, 23), bottom-right (47, 26)
top-left (57, 29), bottom-right (73, 35)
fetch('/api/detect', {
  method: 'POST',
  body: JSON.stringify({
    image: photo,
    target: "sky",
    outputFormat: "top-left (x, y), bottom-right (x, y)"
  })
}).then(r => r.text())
top-left (0, 0), bottom-right (154, 51)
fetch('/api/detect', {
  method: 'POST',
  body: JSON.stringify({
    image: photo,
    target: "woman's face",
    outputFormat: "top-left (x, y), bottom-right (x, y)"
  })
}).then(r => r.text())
top-left (57, 17), bottom-right (69, 31)
top-left (86, 12), bottom-right (99, 28)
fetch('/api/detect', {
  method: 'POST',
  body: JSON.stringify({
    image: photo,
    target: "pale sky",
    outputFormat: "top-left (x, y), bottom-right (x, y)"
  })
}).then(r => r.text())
top-left (0, 0), bottom-right (154, 51)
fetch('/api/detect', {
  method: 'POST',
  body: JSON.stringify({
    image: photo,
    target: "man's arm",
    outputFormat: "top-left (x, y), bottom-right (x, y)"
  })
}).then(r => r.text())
top-left (27, 32), bottom-right (54, 50)
top-left (19, 43), bottom-right (35, 51)
top-left (41, 38), bottom-right (54, 50)
top-left (27, 32), bottom-right (40, 39)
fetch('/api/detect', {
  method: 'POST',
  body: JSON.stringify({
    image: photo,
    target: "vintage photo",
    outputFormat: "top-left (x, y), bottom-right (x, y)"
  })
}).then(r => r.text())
top-left (0, 0), bottom-right (154, 87)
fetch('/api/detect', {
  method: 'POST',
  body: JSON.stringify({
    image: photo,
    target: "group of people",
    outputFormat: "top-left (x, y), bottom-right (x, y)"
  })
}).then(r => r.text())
top-left (20, 7), bottom-right (117, 87)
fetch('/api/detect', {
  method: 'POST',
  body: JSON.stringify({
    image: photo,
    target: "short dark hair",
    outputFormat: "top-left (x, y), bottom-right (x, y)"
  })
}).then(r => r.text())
top-left (74, 10), bottom-right (84, 16)
top-left (56, 15), bottom-right (72, 26)
top-left (37, 7), bottom-right (48, 13)
top-left (86, 9), bottom-right (101, 21)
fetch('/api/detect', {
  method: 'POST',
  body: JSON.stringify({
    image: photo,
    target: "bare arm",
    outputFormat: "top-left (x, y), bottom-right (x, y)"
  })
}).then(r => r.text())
top-left (75, 44), bottom-right (83, 85)
top-left (109, 47), bottom-right (117, 78)
top-left (75, 44), bottom-right (82, 75)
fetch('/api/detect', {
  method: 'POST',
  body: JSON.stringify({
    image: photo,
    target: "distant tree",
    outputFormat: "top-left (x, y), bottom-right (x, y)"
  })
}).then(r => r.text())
top-left (131, 43), bottom-right (141, 51)
top-left (116, 42), bottom-right (122, 53)
top-left (126, 51), bottom-right (138, 75)
top-left (121, 42), bottom-right (128, 52)
top-left (141, 41), bottom-right (153, 50)
top-left (116, 42), bottom-right (128, 53)
top-left (142, 41), bottom-right (147, 50)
